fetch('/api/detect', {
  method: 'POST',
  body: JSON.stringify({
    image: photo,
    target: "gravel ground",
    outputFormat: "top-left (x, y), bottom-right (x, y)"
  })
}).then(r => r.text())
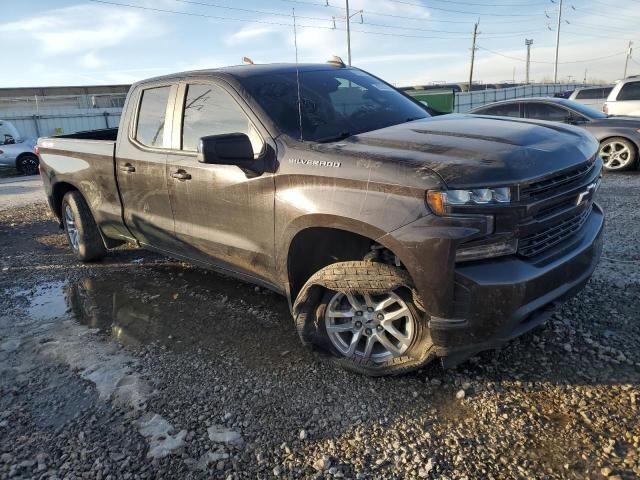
top-left (0, 173), bottom-right (639, 480)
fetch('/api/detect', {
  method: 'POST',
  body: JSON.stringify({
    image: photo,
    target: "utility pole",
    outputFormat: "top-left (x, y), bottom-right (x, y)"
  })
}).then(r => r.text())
top-left (345, 0), bottom-right (352, 66)
top-left (468, 20), bottom-right (479, 91)
top-left (525, 39), bottom-right (533, 84)
top-left (553, 0), bottom-right (563, 83)
top-left (624, 41), bottom-right (633, 78)
top-left (333, 1), bottom-right (362, 66)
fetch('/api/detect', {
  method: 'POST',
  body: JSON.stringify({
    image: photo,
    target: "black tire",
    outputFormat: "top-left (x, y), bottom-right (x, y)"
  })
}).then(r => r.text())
top-left (599, 137), bottom-right (637, 172)
top-left (293, 261), bottom-right (435, 376)
top-left (61, 191), bottom-right (107, 262)
top-left (16, 154), bottom-right (39, 176)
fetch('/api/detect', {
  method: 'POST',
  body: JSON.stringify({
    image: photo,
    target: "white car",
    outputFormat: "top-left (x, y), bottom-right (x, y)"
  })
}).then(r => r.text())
top-left (603, 76), bottom-right (640, 117)
top-left (0, 120), bottom-right (38, 175)
top-left (569, 86), bottom-right (613, 110)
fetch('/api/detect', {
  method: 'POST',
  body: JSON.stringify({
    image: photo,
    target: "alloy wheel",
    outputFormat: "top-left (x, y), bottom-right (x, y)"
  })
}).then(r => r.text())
top-left (65, 205), bottom-right (80, 251)
top-left (19, 156), bottom-right (39, 175)
top-left (600, 141), bottom-right (633, 170)
top-left (324, 291), bottom-right (416, 362)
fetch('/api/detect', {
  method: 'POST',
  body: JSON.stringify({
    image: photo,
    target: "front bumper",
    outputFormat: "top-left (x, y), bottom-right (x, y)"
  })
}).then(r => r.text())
top-left (381, 203), bottom-right (604, 367)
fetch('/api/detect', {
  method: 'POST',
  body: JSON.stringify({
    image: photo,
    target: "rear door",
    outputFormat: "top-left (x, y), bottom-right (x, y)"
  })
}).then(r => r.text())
top-left (615, 81), bottom-right (640, 113)
top-left (116, 82), bottom-right (179, 250)
top-left (165, 79), bottom-right (277, 286)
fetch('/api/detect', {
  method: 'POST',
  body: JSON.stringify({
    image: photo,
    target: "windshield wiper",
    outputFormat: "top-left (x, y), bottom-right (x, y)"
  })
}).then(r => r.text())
top-left (315, 131), bottom-right (353, 143)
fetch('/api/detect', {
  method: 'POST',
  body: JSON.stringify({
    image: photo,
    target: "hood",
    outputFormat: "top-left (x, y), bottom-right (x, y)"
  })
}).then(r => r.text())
top-left (325, 114), bottom-right (599, 188)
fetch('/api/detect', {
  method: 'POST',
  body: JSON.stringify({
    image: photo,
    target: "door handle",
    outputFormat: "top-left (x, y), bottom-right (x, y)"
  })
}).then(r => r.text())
top-left (170, 170), bottom-right (191, 180)
top-left (120, 164), bottom-right (135, 173)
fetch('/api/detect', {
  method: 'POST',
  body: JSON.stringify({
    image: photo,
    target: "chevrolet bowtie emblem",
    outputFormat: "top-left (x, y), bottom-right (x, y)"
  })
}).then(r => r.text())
top-left (576, 181), bottom-right (598, 206)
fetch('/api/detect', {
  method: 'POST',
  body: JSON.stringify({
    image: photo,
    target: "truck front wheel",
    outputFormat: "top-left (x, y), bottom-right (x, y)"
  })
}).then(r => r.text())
top-left (294, 261), bottom-right (435, 376)
top-left (61, 191), bottom-right (107, 262)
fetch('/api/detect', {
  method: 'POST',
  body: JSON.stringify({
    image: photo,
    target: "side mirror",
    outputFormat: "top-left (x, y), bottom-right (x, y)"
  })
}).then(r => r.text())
top-left (197, 133), bottom-right (255, 165)
top-left (566, 116), bottom-right (586, 126)
top-left (3, 134), bottom-right (15, 145)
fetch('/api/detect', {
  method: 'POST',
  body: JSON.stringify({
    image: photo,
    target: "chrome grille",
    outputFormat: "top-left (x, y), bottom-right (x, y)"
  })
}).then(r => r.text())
top-left (518, 206), bottom-right (592, 258)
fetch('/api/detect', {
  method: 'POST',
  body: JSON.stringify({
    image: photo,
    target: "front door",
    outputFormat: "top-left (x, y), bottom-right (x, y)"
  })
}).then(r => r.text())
top-left (116, 83), bottom-right (178, 250)
top-left (166, 80), bottom-right (277, 286)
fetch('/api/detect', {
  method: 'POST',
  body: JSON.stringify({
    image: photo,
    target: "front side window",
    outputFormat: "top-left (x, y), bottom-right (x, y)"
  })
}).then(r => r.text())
top-left (527, 103), bottom-right (568, 122)
top-left (136, 86), bottom-right (171, 148)
top-left (182, 83), bottom-right (264, 156)
top-left (238, 68), bottom-right (429, 142)
top-left (618, 81), bottom-right (640, 101)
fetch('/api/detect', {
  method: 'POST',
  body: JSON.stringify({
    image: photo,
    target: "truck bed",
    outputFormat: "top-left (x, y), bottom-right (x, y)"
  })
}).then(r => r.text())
top-left (55, 127), bottom-right (118, 141)
top-left (38, 130), bottom-right (128, 242)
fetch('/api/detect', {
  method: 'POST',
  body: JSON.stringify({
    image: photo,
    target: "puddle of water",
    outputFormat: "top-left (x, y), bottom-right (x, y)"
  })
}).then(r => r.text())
top-left (27, 281), bottom-right (69, 320)
top-left (23, 267), bottom-right (301, 368)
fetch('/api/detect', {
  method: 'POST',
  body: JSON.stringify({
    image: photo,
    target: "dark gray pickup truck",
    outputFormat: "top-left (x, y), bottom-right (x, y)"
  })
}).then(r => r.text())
top-left (38, 63), bottom-right (604, 375)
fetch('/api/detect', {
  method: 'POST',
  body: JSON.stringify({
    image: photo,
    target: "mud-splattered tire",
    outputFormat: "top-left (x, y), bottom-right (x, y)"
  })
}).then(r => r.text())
top-left (293, 261), bottom-right (435, 376)
top-left (61, 191), bottom-right (107, 262)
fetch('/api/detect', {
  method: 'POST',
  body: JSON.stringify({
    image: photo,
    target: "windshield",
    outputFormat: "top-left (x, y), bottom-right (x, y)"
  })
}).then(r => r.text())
top-left (238, 68), bottom-right (429, 142)
top-left (561, 99), bottom-right (607, 119)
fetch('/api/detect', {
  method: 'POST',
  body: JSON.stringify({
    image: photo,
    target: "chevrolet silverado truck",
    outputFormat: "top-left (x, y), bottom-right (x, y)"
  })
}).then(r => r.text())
top-left (38, 63), bottom-right (604, 376)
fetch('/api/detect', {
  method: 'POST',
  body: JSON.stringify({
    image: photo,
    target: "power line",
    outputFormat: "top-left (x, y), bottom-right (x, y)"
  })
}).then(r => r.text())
top-left (87, 0), bottom-right (494, 40)
top-left (477, 46), bottom-right (628, 65)
top-left (276, 0), bottom-right (547, 24)
top-left (384, 0), bottom-right (545, 16)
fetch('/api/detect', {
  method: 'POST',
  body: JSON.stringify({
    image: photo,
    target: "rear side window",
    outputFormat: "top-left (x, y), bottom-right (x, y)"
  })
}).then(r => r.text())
top-left (182, 83), bottom-right (264, 155)
top-left (478, 104), bottom-right (520, 117)
top-left (617, 81), bottom-right (640, 101)
top-left (527, 103), bottom-right (568, 122)
top-left (576, 89), bottom-right (602, 100)
top-left (136, 86), bottom-right (171, 148)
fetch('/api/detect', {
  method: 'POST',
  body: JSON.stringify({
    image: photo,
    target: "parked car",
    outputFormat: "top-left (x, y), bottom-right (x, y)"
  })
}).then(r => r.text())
top-left (603, 76), bottom-right (640, 116)
top-left (470, 97), bottom-right (640, 171)
top-left (569, 86), bottom-right (613, 109)
top-left (554, 90), bottom-right (574, 99)
top-left (38, 63), bottom-right (603, 376)
top-left (0, 120), bottom-right (38, 175)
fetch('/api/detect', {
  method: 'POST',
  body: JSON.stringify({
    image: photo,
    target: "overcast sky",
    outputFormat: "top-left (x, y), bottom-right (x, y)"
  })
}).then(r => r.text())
top-left (2, 0), bottom-right (639, 88)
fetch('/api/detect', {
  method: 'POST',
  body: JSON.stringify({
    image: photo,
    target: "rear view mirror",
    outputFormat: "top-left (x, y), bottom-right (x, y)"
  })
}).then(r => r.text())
top-left (197, 133), bottom-right (254, 165)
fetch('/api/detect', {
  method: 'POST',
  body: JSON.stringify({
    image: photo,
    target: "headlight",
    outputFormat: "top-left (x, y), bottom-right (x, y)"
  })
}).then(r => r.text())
top-left (427, 187), bottom-right (511, 215)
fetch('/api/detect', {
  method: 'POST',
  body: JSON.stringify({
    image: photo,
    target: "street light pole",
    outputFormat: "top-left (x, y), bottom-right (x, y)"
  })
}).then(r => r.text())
top-left (525, 39), bottom-right (533, 84)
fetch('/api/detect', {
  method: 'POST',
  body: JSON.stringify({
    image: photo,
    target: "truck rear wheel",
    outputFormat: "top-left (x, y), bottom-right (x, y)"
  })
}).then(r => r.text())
top-left (61, 191), bottom-right (107, 262)
top-left (294, 261), bottom-right (435, 376)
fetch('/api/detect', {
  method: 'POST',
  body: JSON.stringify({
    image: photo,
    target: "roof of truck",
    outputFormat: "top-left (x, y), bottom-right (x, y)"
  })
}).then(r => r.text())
top-left (137, 63), bottom-right (350, 85)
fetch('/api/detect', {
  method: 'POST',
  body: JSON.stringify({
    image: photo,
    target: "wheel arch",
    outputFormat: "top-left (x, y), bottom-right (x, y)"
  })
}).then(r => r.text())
top-left (51, 181), bottom-right (80, 221)
top-left (283, 216), bottom-right (412, 306)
